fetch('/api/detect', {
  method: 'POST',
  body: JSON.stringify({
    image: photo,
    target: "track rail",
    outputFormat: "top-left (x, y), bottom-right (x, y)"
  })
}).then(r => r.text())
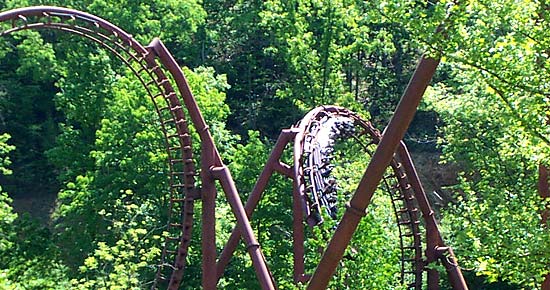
top-left (294, 106), bottom-right (423, 288)
top-left (0, 7), bottom-right (197, 289)
top-left (0, 6), bottom-right (468, 290)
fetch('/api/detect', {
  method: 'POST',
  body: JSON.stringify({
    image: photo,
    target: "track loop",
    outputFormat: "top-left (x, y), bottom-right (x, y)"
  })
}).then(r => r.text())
top-left (0, 7), bottom-right (197, 289)
top-left (296, 106), bottom-right (424, 288)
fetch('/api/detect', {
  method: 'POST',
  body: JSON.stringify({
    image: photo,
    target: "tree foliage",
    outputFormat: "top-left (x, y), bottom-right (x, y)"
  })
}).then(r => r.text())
top-left (0, 0), bottom-right (549, 289)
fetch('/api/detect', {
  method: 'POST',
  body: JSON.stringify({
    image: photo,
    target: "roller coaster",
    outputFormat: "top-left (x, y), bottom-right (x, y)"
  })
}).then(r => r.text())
top-left (0, 6), bottom-right (468, 289)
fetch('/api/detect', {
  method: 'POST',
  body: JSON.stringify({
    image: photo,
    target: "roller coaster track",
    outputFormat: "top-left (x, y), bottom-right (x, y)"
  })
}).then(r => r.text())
top-left (296, 106), bottom-right (423, 287)
top-left (0, 6), bottom-right (468, 290)
top-left (0, 7), bottom-right (199, 288)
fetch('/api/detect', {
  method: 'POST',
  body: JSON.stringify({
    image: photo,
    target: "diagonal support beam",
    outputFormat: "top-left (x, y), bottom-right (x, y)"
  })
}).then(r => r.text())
top-left (211, 166), bottom-right (277, 290)
top-left (396, 143), bottom-right (467, 289)
top-left (306, 56), bottom-right (440, 289)
top-left (216, 129), bottom-right (297, 280)
top-left (149, 38), bottom-right (276, 290)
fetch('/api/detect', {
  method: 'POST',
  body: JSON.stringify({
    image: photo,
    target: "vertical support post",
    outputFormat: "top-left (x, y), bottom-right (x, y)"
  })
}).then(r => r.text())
top-left (396, 142), bottom-right (443, 290)
top-left (428, 269), bottom-right (440, 290)
top-left (306, 56), bottom-right (440, 289)
top-left (292, 124), bottom-right (314, 283)
top-left (202, 149), bottom-right (218, 290)
top-left (292, 132), bottom-right (307, 283)
top-left (439, 247), bottom-right (468, 290)
top-left (292, 183), bottom-right (307, 283)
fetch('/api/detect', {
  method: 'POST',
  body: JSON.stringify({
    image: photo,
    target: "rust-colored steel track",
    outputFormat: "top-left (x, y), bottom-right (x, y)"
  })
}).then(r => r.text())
top-left (0, 6), bottom-right (198, 289)
top-left (0, 6), bottom-right (469, 290)
top-left (294, 106), bottom-right (423, 288)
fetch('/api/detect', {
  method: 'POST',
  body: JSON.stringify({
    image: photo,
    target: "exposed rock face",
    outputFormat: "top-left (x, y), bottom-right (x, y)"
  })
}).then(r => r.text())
top-left (11, 192), bottom-right (57, 226)
top-left (409, 150), bottom-right (461, 210)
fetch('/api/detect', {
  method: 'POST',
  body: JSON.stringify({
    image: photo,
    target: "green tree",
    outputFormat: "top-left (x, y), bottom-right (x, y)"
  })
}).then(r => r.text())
top-left (260, 0), bottom-right (419, 125)
top-left (426, 70), bottom-right (550, 287)
top-left (361, 0), bottom-right (550, 286)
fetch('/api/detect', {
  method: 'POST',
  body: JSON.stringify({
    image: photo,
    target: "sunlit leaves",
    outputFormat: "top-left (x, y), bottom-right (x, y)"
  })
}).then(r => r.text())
top-left (2, 0), bottom-right (550, 288)
top-left (13, 31), bottom-right (59, 82)
top-left (0, 134), bottom-right (16, 255)
top-left (0, 134), bottom-right (13, 176)
top-left (427, 67), bottom-right (550, 286)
